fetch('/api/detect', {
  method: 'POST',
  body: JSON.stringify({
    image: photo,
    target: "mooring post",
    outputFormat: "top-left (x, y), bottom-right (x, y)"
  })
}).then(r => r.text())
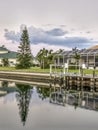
top-left (92, 66), bottom-right (96, 92)
top-left (50, 64), bottom-right (52, 77)
top-left (93, 66), bottom-right (95, 78)
top-left (80, 67), bottom-right (83, 91)
top-left (64, 63), bottom-right (68, 89)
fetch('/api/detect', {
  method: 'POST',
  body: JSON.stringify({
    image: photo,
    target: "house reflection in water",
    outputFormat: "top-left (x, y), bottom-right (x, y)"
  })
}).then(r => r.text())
top-left (0, 80), bottom-right (17, 96)
top-left (49, 89), bottom-right (98, 111)
top-left (50, 91), bottom-right (66, 106)
top-left (66, 92), bottom-right (98, 111)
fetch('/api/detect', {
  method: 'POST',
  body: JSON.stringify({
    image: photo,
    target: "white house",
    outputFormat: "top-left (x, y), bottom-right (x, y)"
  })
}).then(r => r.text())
top-left (0, 45), bottom-right (17, 66)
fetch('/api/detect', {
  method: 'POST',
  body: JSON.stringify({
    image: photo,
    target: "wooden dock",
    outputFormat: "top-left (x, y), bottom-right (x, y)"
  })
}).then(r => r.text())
top-left (50, 72), bottom-right (98, 91)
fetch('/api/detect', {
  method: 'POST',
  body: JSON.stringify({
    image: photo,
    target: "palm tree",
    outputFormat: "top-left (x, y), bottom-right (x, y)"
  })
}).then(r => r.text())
top-left (37, 48), bottom-right (46, 68)
top-left (74, 49), bottom-right (80, 69)
top-left (47, 49), bottom-right (54, 65)
top-left (37, 87), bottom-right (50, 100)
top-left (59, 49), bottom-right (64, 53)
top-left (37, 48), bottom-right (54, 69)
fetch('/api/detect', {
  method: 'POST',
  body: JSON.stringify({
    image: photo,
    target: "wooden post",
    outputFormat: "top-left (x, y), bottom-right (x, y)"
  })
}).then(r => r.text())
top-left (87, 53), bottom-right (89, 68)
top-left (93, 66), bottom-right (95, 78)
top-left (93, 66), bottom-right (96, 92)
top-left (63, 65), bottom-right (66, 89)
top-left (50, 64), bottom-right (52, 77)
top-left (58, 56), bottom-right (60, 66)
top-left (94, 53), bottom-right (95, 67)
top-left (63, 54), bottom-right (65, 65)
top-left (81, 66), bottom-right (84, 91)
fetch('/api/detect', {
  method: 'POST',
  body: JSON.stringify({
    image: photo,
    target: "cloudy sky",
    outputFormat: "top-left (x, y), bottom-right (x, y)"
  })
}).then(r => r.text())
top-left (0, 0), bottom-right (98, 56)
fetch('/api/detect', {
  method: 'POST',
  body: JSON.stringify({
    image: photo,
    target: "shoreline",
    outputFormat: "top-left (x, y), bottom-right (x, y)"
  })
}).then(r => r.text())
top-left (0, 71), bottom-right (98, 91)
top-left (0, 71), bottom-right (51, 83)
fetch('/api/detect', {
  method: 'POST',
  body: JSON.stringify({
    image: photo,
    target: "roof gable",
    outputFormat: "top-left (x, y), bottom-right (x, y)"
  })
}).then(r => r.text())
top-left (0, 51), bottom-right (18, 59)
top-left (0, 45), bottom-right (9, 51)
top-left (88, 45), bottom-right (98, 50)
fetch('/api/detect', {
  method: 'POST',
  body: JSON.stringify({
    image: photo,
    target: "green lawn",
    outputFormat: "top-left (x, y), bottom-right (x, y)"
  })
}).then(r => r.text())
top-left (0, 66), bottom-right (50, 73)
top-left (68, 68), bottom-right (98, 75)
top-left (0, 66), bottom-right (98, 75)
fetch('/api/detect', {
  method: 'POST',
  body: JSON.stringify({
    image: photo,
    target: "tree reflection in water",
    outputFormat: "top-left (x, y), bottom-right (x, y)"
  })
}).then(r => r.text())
top-left (2, 81), bottom-right (8, 88)
top-left (37, 87), bottom-right (50, 100)
top-left (16, 83), bottom-right (32, 126)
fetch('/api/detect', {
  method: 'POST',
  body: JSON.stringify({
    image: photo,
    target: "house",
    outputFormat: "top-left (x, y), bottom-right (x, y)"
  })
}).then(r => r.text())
top-left (54, 48), bottom-right (80, 66)
top-left (80, 45), bottom-right (98, 68)
top-left (0, 45), bottom-right (17, 66)
top-left (54, 45), bottom-right (98, 69)
top-left (32, 57), bottom-right (40, 66)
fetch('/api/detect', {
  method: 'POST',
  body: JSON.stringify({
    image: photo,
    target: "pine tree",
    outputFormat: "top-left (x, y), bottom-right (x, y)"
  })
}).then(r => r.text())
top-left (16, 27), bottom-right (32, 69)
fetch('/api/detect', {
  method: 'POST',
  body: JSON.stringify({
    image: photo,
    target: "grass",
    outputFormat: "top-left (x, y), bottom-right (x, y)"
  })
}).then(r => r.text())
top-left (0, 66), bottom-right (98, 75)
top-left (69, 68), bottom-right (98, 75)
top-left (0, 66), bottom-right (50, 73)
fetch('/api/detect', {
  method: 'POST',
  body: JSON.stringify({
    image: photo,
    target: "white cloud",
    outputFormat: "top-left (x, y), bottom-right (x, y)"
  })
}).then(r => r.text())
top-left (0, 0), bottom-right (98, 54)
top-left (4, 25), bottom-right (96, 50)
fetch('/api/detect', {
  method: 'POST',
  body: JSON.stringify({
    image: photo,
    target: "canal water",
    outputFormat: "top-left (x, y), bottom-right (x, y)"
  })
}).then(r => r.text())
top-left (0, 80), bottom-right (98, 130)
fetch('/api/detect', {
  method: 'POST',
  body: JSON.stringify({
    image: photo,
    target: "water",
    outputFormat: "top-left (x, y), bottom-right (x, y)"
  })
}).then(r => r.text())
top-left (0, 80), bottom-right (98, 130)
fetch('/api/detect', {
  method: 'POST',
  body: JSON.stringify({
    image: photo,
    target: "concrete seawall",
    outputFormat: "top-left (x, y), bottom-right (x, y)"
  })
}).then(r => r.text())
top-left (0, 71), bottom-right (51, 83)
top-left (0, 71), bottom-right (98, 91)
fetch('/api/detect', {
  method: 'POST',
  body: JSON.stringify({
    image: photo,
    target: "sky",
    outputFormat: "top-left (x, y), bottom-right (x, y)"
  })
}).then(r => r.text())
top-left (0, 0), bottom-right (98, 56)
